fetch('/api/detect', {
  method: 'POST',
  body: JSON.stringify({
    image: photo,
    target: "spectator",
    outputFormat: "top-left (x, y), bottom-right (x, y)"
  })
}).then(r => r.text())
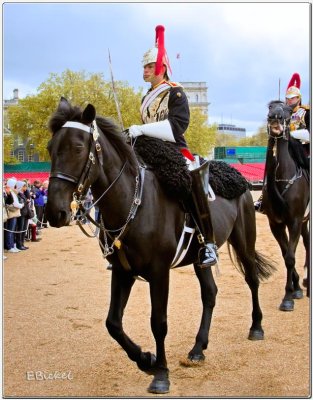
top-left (15, 181), bottom-right (30, 251)
top-left (32, 180), bottom-right (45, 229)
top-left (42, 180), bottom-right (49, 228)
top-left (4, 178), bottom-right (24, 253)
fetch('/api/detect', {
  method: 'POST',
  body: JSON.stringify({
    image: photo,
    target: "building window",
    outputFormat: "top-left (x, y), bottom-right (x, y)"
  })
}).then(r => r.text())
top-left (27, 153), bottom-right (34, 162)
top-left (17, 150), bottom-right (24, 162)
top-left (196, 94), bottom-right (199, 102)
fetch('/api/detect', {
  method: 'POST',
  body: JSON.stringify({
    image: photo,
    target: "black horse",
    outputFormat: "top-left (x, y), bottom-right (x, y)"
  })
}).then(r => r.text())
top-left (262, 100), bottom-right (310, 310)
top-left (46, 98), bottom-right (275, 394)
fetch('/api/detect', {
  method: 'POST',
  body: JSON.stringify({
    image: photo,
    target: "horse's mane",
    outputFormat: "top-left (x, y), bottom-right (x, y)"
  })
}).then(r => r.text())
top-left (288, 137), bottom-right (308, 170)
top-left (48, 104), bottom-right (138, 173)
top-left (95, 116), bottom-right (138, 172)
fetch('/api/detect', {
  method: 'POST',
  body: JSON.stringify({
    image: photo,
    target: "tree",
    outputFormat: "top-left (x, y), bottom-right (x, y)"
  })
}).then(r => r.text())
top-left (238, 125), bottom-right (268, 146)
top-left (185, 108), bottom-right (217, 157)
top-left (215, 132), bottom-right (240, 147)
top-left (7, 70), bottom-right (142, 161)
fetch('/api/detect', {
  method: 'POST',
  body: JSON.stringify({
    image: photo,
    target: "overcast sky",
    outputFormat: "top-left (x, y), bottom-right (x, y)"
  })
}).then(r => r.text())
top-left (2, 2), bottom-right (311, 136)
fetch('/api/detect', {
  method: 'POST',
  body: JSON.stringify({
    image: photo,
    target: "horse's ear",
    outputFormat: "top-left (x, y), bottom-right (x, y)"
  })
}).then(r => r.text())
top-left (57, 97), bottom-right (71, 112)
top-left (82, 104), bottom-right (96, 124)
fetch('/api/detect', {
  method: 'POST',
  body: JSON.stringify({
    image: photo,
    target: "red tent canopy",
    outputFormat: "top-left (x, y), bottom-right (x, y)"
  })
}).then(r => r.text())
top-left (3, 172), bottom-right (50, 184)
top-left (230, 163), bottom-right (265, 181)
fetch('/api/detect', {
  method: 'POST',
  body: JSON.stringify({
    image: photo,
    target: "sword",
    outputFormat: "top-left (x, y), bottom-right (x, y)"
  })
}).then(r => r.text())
top-left (108, 49), bottom-right (124, 131)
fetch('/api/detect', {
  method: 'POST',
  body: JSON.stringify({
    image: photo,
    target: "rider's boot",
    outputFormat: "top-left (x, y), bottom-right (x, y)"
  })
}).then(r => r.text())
top-left (254, 193), bottom-right (264, 213)
top-left (190, 164), bottom-right (218, 268)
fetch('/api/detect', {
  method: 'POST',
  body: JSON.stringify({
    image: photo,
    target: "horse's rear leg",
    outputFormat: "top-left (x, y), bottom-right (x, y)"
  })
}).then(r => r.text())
top-left (187, 263), bottom-right (217, 362)
top-left (301, 220), bottom-right (310, 297)
top-left (239, 252), bottom-right (265, 340)
top-left (106, 270), bottom-right (156, 373)
top-left (270, 222), bottom-right (302, 311)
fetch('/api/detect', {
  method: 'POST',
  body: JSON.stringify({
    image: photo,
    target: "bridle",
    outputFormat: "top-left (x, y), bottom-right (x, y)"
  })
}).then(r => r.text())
top-left (49, 120), bottom-right (145, 253)
top-left (267, 104), bottom-right (291, 141)
top-left (50, 121), bottom-right (104, 197)
top-left (266, 103), bottom-right (302, 192)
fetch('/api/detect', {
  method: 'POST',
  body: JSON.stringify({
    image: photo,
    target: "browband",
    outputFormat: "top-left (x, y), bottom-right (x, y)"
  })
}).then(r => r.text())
top-left (62, 121), bottom-right (91, 133)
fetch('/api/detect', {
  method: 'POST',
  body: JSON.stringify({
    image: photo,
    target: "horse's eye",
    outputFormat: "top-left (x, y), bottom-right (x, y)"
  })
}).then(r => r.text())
top-left (75, 145), bottom-right (84, 153)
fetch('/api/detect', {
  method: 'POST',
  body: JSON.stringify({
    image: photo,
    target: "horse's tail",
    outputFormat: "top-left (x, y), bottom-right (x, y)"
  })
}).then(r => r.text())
top-left (227, 244), bottom-right (277, 281)
top-left (254, 251), bottom-right (277, 281)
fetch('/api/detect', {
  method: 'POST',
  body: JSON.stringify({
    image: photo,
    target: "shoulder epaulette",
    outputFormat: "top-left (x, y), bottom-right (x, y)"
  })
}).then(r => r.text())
top-left (301, 104), bottom-right (310, 111)
top-left (168, 81), bottom-right (182, 88)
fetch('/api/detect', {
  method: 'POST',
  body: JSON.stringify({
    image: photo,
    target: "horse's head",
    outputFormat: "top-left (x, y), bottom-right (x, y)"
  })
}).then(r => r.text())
top-left (45, 97), bottom-right (100, 227)
top-left (267, 100), bottom-right (292, 137)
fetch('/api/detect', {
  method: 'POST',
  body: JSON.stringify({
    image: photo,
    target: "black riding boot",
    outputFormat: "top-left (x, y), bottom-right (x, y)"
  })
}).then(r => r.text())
top-left (189, 163), bottom-right (218, 268)
top-left (254, 193), bottom-right (264, 213)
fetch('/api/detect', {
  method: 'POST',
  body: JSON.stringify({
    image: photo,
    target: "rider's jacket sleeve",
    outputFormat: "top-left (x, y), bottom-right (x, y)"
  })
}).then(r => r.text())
top-left (304, 107), bottom-right (310, 133)
top-left (167, 87), bottom-right (190, 148)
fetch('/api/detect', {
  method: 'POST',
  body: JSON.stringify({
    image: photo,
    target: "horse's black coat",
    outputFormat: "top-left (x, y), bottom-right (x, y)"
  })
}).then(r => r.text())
top-left (46, 98), bottom-right (276, 394)
top-left (263, 100), bottom-right (310, 308)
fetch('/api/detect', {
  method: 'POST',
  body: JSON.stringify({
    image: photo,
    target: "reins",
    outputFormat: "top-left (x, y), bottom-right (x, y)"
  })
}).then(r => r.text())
top-left (267, 109), bottom-right (303, 195)
top-left (50, 120), bottom-right (145, 256)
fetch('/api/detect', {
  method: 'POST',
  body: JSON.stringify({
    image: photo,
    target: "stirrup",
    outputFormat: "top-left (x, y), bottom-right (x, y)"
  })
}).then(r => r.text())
top-left (198, 243), bottom-right (218, 267)
top-left (254, 200), bottom-right (265, 214)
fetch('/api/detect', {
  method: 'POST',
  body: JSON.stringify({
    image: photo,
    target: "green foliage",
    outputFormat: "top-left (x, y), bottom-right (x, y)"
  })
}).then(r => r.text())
top-left (215, 132), bottom-right (240, 147)
top-left (6, 70), bottom-right (142, 161)
top-left (3, 135), bottom-right (18, 164)
top-left (215, 124), bottom-right (268, 148)
top-left (238, 125), bottom-right (268, 146)
top-left (185, 108), bottom-right (217, 157)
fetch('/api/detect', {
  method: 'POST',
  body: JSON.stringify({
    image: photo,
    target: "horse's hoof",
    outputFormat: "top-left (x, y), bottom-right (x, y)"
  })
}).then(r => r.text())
top-left (148, 377), bottom-right (170, 394)
top-left (292, 289), bottom-right (304, 299)
top-left (137, 352), bottom-right (157, 375)
top-left (279, 300), bottom-right (294, 311)
top-left (248, 329), bottom-right (264, 341)
top-left (188, 353), bottom-right (205, 362)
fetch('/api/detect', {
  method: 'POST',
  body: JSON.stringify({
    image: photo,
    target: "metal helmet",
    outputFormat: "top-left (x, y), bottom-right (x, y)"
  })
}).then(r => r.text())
top-left (142, 25), bottom-right (172, 76)
top-left (285, 73), bottom-right (301, 99)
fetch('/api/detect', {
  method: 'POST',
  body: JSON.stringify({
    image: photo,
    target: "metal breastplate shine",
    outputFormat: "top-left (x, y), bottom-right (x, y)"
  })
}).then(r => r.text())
top-left (290, 107), bottom-right (306, 131)
top-left (142, 91), bottom-right (170, 124)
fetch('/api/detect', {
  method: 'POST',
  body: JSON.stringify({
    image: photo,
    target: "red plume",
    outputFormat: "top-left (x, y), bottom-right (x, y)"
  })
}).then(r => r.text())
top-left (287, 73), bottom-right (301, 89)
top-left (155, 25), bottom-right (172, 76)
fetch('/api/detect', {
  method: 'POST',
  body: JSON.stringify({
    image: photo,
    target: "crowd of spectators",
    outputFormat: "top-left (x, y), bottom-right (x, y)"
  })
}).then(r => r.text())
top-left (3, 177), bottom-right (49, 260)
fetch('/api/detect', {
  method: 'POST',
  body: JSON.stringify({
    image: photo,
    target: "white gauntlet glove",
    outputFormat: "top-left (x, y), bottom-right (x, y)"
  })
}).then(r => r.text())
top-left (290, 129), bottom-right (310, 143)
top-left (127, 120), bottom-right (175, 142)
top-left (128, 125), bottom-right (143, 138)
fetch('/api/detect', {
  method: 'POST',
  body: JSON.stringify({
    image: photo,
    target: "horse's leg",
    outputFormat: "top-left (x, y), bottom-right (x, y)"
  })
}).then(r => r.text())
top-left (301, 219), bottom-right (310, 297)
top-left (270, 221), bottom-right (301, 311)
top-left (230, 242), bottom-right (264, 340)
top-left (147, 272), bottom-right (170, 394)
top-left (228, 207), bottom-right (264, 340)
top-left (187, 263), bottom-right (218, 362)
top-left (105, 269), bottom-right (156, 374)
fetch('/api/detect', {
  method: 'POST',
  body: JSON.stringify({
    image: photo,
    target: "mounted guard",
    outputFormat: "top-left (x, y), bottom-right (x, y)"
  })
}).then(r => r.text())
top-left (255, 72), bottom-right (310, 212)
top-left (127, 24), bottom-right (218, 267)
